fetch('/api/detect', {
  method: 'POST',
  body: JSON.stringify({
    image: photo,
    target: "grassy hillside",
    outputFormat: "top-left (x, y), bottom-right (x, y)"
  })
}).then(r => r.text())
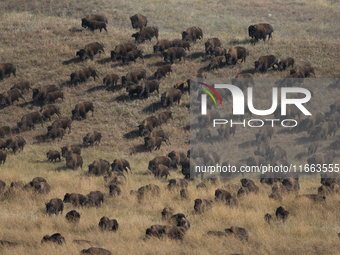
top-left (1, 0), bottom-right (340, 254)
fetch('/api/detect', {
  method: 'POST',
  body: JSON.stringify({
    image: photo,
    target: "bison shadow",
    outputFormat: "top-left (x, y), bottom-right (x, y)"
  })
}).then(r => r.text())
top-left (106, 85), bottom-right (125, 92)
top-left (237, 68), bottom-right (257, 75)
top-left (114, 94), bottom-right (130, 103)
top-left (86, 85), bottom-right (107, 93)
top-left (129, 144), bottom-right (149, 155)
top-left (54, 165), bottom-right (69, 171)
top-left (189, 52), bottom-right (205, 60)
top-left (123, 130), bottom-right (140, 140)
top-left (33, 134), bottom-right (50, 144)
top-left (294, 136), bottom-right (316, 145)
top-left (147, 61), bottom-right (168, 67)
top-left (229, 38), bottom-right (253, 45)
top-left (96, 57), bottom-right (112, 64)
top-left (327, 79), bottom-right (340, 89)
top-left (238, 140), bottom-right (258, 149)
top-left (142, 102), bottom-right (163, 113)
top-left (62, 58), bottom-right (82, 65)
top-left (295, 152), bottom-right (307, 160)
top-left (143, 53), bottom-right (159, 60)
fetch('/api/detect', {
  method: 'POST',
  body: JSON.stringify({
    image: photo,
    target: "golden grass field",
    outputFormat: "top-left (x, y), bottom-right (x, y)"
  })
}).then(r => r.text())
top-left (1, 0), bottom-right (340, 254)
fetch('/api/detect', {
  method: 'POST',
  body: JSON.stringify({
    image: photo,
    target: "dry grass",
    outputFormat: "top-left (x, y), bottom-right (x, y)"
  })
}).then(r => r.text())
top-left (1, 0), bottom-right (340, 254)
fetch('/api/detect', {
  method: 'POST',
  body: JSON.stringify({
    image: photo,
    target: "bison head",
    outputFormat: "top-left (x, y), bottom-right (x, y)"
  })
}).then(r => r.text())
top-left (131, 32), bottom-right (140, 42)
top-left (163, 52), bottom-right (170, 62)
top-left (81, 18), bottom-right (90, 28)
top-left (248, 25), bottom-right (256, 38)
top-left (153, 45), bottom-right (159, 54)
top-left (63, 193), bottom-right (72, 203)
top-left (121, 76), bottom-right (127, 85)
top-left (130, 15), bottom-right (139, 29)
top-left (83, 136), bottom-right (90, 146)
top-left (181, 31), bottom-right (190, 41)
top-left (161, 94), bottom-right (169, 107)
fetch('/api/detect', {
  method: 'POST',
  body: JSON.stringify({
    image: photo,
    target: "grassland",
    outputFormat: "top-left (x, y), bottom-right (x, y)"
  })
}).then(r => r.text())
top-left (0, 0), bottom-right (340, 254)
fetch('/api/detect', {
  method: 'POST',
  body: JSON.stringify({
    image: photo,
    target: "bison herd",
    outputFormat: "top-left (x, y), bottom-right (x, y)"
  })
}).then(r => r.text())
top-left (0, 7), bottom-right (339, 255)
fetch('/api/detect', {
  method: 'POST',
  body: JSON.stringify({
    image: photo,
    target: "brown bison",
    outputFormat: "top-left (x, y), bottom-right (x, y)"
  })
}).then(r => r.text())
top-left (109, 184), bottom-right (121, 196)
top-left (41, 233), bottom-right (65, 245)
top-left (11, 81), bottom-right (31, 92)
top-left (61, 145), bottom-right (81, 158)
top-left (130, 13), bottom-right (147, 29)
top-left (137, 80), bottom-right (160, 98)
top-left (103, 73), bottom-right (119, 86)
top-left (71, 67), bottom-right (99, 86)
top-left (0, 126), bottom-right (11, 138)
top-left (46, 198), bottom-right (64, 215)
top-left (0, 63), bottom-right (17, 80)
top-left (153, 39), bottom-right (173, 54)
top-left (86, 190), bottom-right (104, 207)
top-left (66, 154), bottom-right (83, 170)
top-left (276, 206), bottom-right (289, 222)
top-left (71, 101), bottom-right (94, 120)
top-left (148, 156), bottom-right (172, 171)
top-left (255, 55), bottom-right (279, 72)
top-left (144, 136), bottom-right (163, 151)
top-left (290, 65), bottom-right (315, 78)
top-left (151, 164), bottom-right (170, 179)
top-left (126, 84), bottom-right (139, 99)
top-left (81, 18), bottom-right (107, 32)
top-left (163, 47), bottom-right (186, 63)
top-left (65, 210), bottom-right (80, 223)
top-left (40, 104), bottom-right (61, 121)
top-left (146, 225), bottom-right (186, 240)
top-left (63, 193), bottom-right (88, 206)
top-left (194, 199), bottom-right (213, 213)
top-left (111, 159), bottom-right (132, 174)
top-left (171, 39), bottom-right (191, 51)
top-left (161, 88), bottom-right (182, 107)
top-left (32, 84), bottom-right (61, 103)
top-left (248, 23), bottom-right (274, 44)
top-left (132, 26), bottom-right (159, 43)
top-left (225, 46), bottom-right (248, 65)
top-left (88, 159), bottom-right (110, 176)
top-left (215, 189), bottom-right (232, 202)
top-left (48, 117), bottom-right (72, 134)
top-left (137, 184), bottom-right (161, 200)
top-left (99, 216), bottom-right (119, 231)
top-left (111, 42), bottom-right (137, 61)
top-left (154, 65), bottom-right (172, 79)
top-left (6, 136), bottom-right (26, 154)
top-left (83, 14), bottom-right (108, 24)
top-left (17, 111), bottom-right (44, 131)
top-left (83, 130), bottom-right (102, 146)
top-left (161, 207), bottom-right (174, 220)
top-left (167, 150), bottom-right (186, 168)
top-left (121, 69), bottom-right (146, 85)
top-left (139, 116), bottom-right (160, 136)
top-left (182, 26), bottom-right (203, 43)
top-left (205, 38), bottom-right (221, 55)
top-left (46, 91), bottom-right (64, 103)
top-left (0, 89), bottom-right (26, 106)
top-left (208, 56), bottom-right (223, 70)
top-left (225, 226), bottom-right (249, 241)
top-left (77, 42), bottom-right (105, 61)
top-left (278, 57), bottom-right (295, 71)
top-left (168, 178), bottom-right (188, 190)
top-left (46, 150), bottom-right (61, 162)
top-left (211, 47), bottom-right (227, 57)
top-left (158, 111), bottom-right (173, 124)
top-left (122, 49), bottom-right (144, 64)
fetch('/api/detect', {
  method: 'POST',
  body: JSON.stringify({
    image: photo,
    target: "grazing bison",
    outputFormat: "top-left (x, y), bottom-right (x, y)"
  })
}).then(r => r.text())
top-left (208, 56), bottom-right (223, 70)
top-left (248, 23), bottom-right (274, 44)
top-left (126, 84), bottom-right (139, 99)
top-left (130, 13), bottom-right (147, 29)
top-left (161, 88), bottom-right (182, 107)
top-left (171, 39), bottom-right (191, 51)
top-left (290, 65), bottom-right (315, 78)
top-left (41, 233), bottom-right (65, 245)
top-left (111, 159), bottom-right (132, 174)
top-left (48, 117), bottom-right (72, 134)
top-left (278, 57), bottom-right (295, 71)
top-left (103, 73), bottom-right (119, 86)
top-left (255, 55), bottom-right (279, 72)
top-left (205, 38), bottom-right (221, 53)
top-left (0, 150), bottom-right (6, 165)
top-left (11, 81), bottom-right (30, 93)
top-left (88, 159), bottom-right (110, 176)
top-left (46, 150), bottom-right (61, 162)
top-left (32, 84), bottom-right (61, 103)
top-left (47, 127), bottom-right (64, 141)
top-left (182, 26), bottom-right (203, 43)
top-left (144, 136), bottom-right (163, 151)
top-left (86, 191), bottom-right (104, 207)
top-left (168, 178), bottom-right (188, 190)
top-left (86, 41), bottom-right (105, 60)
top-left (71, 102), bottom-right (94, 120)
top-left (71, 67), bottom-right (99, 85)
top-left (111, 42), bottom-right (137, 61)
top-left (83, 130), bottom-right (102, 146)
top-left (146, 225), bottom-right (186, 240)
top-left (132, 26), bottom-right (159, 43)
top-left (46, 198), bottom-right (64, 215)
top-left (148, 156), bottom-right (172, 171)
top-left (153, 39), bottom-right (173, 54)
top-left (40, 104), bottom-right (61, 121)
top-left (225, 226), bottom-right (249, 241)
top-left (158, 111), bottom-right (173, 124)
top-left (211, 47), bottom-right (227, 57)
top-left (139, 116), bottom-right (160, 136)
top-left (0, 89), bottom-right (26, 106)
top-left (137, 184), bottom-right (161, 200)
top-left (66, 154), bottom-right (83, 170)
top-left (17, 111), bottom-right (44, 131)
top-left (63, 193), bottom-right (88, 206)
top-left (121, 69), bottom-right (146, 85)
top-left (161, 207), bottom-right (174, 220)
top-left (154, 65), bottom-right (172, 79)
top-left (61, 145), bottom-right (81, 158)
top-left (81, 18), bottom-right (107, 32)
top-left (152, 164), bottom-right (170, 179)
top-left (163, 47), bottom-right (186, 63)
top-left (167, 150), bottom-right (186, 168)
top-left (6, 136), bottom-right (26, 154)
top-left (81, 247), bottom-right (112, 255)
top-left (122, 49), bottom-right (144, 64)
top-left (0, 63), bottom-right (17, 80)
top-left (215, 189), bottom-right (232, 202)
top-left (65, 210), bottom-right (80, 223)
top-left (225, 46), bottom-right (248, 65)
top-left (109, 184), bottom-right (121, 196)
top-left (137, 80), bottom-right (160, 98)
top-left (0, 126), bottom-right (11, 138)
top-left (194, 199), bottom-right (213, 213)
top-left (99, 216), bottom-right (119, 231)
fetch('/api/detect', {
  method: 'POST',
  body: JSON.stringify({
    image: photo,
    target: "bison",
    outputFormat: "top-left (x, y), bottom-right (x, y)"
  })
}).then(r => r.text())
top-left (6, 136), bottom-right (26, 154)
top-left (153, 39), bottom-right (173, 54)
top-left (290, 65), bottom-right (315, 78)
top-left (46, 198), bottom-right (64, 215)
top-left (0, 63), bottom-right (17, 80)
top-left (161, 88), bottom-right (182, 107)
top-left (71, 101), bottom-right (94, 120)
top-left (0, 89), bottom-right (26, 106)
top-left (46, 150), bottom-right (61, 162)
top-left (130, 13), bottom-right (147, 29)
top-left (225, 46), bottom-right (248, 65)
top-left (86, 191), bottom-right (104, 207)
top-left (99, 216), bottom-right (119, 231)
top-left (248, 23), bottom-right (274, 44)
top-left (255, 55), bottom-right (279, 72)
top-left (122, 49), bottom-right (144, 64)
top-left (111, 159), bottom-right (132, 174)
top-left (163, 47), bottom-right (186, 63)
top-left (111, 42), bottom-right (137, 61)
top-left (194, 199), bottom-right (213, 213)
top-left (154, 65), bottom-right (172, 79)
top-left (63, 193), bottom-right (88, 206)
top-left (132, 26), bottom-right (158, 43)
top-left (121, 69), bottom-right (146, 85)
top-left (0, 150), bottom-right (6, 165)
top-left (83, 130), bottom-right (102, 146)
top-left (182, 26), bottom-right (203, 43)
top-left (61, 145), bottom-right (81, 158)
top-left (88, 159), bottom-right (110, 176)
top-left (41, 233), bottom-right (65, 245)
top-left (103, 73), bottom-right (119, 86)
top-left (137, 80), bottom-right (160, 98)
top-left (48, 117), bottom-right (72, 134)
top-left (278, 57), bottom-right (295, 71)
top-left (40, 104), bottom-right (61, 121)
top-left (81, 18), bottom-right (107, 32)
top-left (71, 67), bottom-right (99, 85)
top-left (66, 154), bottom-right (83, 170)
top-left (65, 210), bottom-right (81, 223)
